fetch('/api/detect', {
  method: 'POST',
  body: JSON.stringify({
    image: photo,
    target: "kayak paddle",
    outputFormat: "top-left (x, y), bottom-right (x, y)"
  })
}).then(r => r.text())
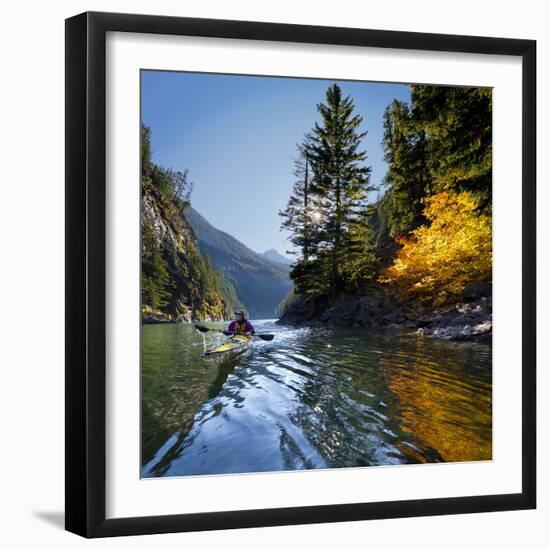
top-left (194, 324), bottom-right (274, 341)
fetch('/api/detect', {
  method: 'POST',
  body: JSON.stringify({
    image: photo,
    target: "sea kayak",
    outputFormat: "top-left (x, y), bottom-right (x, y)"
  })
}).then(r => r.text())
top-left (203, 334), bottom-right (253, 363)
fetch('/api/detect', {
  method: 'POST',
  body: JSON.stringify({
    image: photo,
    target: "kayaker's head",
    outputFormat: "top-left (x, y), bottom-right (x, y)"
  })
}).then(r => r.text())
top-left (234, 309), bottom-right (246, 323)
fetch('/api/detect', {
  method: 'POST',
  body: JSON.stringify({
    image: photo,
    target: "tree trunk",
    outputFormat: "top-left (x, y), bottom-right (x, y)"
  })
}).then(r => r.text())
top-left (330, 176), bottom-right (341, 296)
top-left (303, 155), bottom-right (309, 261)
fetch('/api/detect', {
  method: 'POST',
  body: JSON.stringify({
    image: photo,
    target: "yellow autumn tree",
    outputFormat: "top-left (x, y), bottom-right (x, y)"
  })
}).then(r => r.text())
top-left (380, 191), bottom-right (492, 304)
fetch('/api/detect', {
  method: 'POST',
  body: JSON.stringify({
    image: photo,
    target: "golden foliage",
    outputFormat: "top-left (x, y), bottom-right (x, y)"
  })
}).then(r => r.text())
top-left (380, 192), bottom-right (492, 303)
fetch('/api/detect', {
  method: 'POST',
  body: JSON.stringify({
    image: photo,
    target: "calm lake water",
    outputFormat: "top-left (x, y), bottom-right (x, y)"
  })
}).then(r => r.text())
top-left (141, 320), bottom-right (492, 477)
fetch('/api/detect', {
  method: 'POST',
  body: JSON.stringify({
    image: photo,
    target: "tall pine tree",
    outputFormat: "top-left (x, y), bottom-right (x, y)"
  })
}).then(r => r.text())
top-left (279, 140), bottom-right (317, 261)
top-left (381, 99), bottom-right (430, 237)
top-left (281, 84), bottom-right (376, 296)
top-left (307, 84), bottom-right (374, 294)
top-left (141, 222), bottom-right (173, 311)
top-left (409, 85), bottom-right (492, 209)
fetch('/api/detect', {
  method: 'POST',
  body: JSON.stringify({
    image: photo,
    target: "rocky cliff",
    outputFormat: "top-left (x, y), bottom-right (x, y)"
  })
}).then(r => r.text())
top-left (142, 184), bottom-right (235, 323)
top-left (140, 124), bottom-right (238, 323)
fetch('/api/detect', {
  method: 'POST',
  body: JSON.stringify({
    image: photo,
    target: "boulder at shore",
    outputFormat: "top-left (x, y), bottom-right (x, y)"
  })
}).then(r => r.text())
top-left (277, 284), bottom-right (492, 344)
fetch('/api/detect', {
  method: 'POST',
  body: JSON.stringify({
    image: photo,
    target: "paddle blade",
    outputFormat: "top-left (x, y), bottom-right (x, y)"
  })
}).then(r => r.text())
top-left (257, 334), bottom-right (274, 341)
top-left (194, 324), bottom-right (210, 333)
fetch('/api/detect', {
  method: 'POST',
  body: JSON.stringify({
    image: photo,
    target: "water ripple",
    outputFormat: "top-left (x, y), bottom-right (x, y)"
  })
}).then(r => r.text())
top-left (141, 322), bottom-right (492, 477)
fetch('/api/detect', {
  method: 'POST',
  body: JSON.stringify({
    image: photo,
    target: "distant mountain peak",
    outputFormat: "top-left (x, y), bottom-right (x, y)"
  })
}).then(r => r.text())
top-left (262, 248), bottom-right (293, 266)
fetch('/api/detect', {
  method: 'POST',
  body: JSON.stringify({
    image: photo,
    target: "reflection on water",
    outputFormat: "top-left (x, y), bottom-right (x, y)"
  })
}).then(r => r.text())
top-left (141, 320), bottom-right (492, 477)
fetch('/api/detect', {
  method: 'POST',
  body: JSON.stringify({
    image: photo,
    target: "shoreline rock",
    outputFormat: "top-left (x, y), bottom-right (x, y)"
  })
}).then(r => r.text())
top-left (414, 297), bottom-right (492, 343)
top-left (277, 285), bottom-right (492, 344)
top-left (141, 311), bottom-right (224, 325)
top-left (142, 310), bottom-right (175, 324)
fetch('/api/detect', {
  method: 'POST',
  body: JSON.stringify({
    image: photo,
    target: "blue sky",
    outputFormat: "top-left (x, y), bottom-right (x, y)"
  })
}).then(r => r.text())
top-left (141, 71), bottom-right (410, 257)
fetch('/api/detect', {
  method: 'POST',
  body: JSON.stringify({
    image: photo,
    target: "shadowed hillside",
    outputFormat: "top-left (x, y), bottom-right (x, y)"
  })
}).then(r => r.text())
top-left (262, 248), bottom-right (293, 266)
top-left (185, 207), bottom-right (292, 318)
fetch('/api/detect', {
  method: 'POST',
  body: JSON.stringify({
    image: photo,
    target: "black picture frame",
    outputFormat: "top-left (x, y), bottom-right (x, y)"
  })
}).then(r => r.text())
top-left (65, 11), bottom-right (536, 538)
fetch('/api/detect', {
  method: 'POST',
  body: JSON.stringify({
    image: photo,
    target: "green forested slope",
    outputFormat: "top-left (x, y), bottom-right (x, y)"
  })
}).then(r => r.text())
top-left (141, 125), bottom-right (239, 322)
top-left (184, 207), bottom-right (292, 318)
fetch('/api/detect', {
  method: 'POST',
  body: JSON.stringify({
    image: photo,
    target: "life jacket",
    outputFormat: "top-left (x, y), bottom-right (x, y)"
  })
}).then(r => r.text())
top-left (233, 321), bottom-right (249, 335)
top-left (229, 320), bottom-right (253, 335)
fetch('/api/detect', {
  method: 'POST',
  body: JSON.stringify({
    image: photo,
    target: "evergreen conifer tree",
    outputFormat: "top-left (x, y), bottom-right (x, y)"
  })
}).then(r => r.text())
top-left (409, 85), bottom-right (492, 209)
top-left (141, 222), bottom-right (173, 311)
top-left (381, 99), bottom-right (430, 236)
top-left (307, 84), bottom-right (374, 294)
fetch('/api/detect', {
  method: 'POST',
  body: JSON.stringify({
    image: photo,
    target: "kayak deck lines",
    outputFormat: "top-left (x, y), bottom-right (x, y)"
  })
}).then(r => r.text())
top-left (203, 334), bottom-right (254, 363)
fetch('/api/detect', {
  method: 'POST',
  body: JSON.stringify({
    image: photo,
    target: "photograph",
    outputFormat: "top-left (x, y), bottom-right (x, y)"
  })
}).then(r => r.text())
top-left (140, 70), bottom-right (493, 478)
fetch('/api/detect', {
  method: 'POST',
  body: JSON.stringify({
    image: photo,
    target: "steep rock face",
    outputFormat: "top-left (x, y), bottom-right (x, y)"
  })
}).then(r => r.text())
top-left (141, 185), bottom-right (229, 323)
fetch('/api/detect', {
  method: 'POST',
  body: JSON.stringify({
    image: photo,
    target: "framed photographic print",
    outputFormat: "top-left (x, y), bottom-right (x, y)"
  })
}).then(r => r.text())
top-left (65, 11), bottom-right (536, 538)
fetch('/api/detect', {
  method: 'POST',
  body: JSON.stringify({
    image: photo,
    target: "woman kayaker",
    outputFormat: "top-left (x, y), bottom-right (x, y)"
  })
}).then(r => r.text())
top-left (225, 309), bottom-right (255, 336)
